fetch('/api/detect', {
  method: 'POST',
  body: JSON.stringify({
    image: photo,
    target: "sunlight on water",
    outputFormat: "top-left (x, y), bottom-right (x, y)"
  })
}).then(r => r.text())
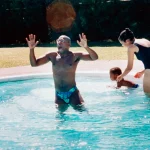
top-left (0, 76), bottom-right (150, 149)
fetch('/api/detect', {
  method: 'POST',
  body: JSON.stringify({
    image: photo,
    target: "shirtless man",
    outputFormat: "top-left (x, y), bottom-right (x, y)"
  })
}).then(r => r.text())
top-left (26, 33), bottom-right (98, 111)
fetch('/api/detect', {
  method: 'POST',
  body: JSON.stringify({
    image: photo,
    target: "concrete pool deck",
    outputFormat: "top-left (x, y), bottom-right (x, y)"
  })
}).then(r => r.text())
top-left (0, 60), bottom-right (144, 77)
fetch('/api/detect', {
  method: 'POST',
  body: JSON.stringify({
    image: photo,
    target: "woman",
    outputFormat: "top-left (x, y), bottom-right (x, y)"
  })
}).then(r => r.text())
top-left (117, 28), bottom-right (150, 93)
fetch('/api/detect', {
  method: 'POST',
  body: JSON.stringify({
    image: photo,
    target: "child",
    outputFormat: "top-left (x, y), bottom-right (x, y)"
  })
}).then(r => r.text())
top-left (110, 67), bottom-right (139, 89)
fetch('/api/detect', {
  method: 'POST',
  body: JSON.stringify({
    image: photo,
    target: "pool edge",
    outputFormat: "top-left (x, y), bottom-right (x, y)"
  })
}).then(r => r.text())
top-left (0, 71), bottom-right (143, 83)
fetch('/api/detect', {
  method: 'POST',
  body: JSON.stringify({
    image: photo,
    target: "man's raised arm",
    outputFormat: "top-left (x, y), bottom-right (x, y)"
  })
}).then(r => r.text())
top-left (26, 34), bottom-right (50, 67)
top-left (77, 33), bottom-right (98, 61)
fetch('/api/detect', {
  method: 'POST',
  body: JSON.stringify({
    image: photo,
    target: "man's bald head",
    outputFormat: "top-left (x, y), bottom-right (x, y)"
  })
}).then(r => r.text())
top-left (58, 35), bottom-right (71, 44)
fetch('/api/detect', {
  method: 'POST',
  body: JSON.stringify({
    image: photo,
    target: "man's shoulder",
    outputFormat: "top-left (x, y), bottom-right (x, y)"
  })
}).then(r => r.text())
top-left (46, 51), bottom-right (57, 57)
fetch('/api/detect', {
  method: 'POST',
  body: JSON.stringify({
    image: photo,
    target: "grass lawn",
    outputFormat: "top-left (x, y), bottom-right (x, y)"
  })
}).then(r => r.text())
top-left (0, 46), bottom-right (129, 68)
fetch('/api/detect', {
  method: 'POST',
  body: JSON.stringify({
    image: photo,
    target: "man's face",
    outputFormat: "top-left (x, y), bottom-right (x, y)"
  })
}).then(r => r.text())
top-left (56, 37), bottom-right (70, 53)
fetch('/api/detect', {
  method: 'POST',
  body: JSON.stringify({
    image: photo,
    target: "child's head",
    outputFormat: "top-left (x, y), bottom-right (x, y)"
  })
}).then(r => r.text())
top-left (118, 28), bottom-right (135, 47)
top-left (110, 67), bottom-right (122, 81)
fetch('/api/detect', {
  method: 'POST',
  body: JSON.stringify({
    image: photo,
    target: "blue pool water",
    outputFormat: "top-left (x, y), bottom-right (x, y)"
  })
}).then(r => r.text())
top-left (0, 75), bottom-right (150, 149)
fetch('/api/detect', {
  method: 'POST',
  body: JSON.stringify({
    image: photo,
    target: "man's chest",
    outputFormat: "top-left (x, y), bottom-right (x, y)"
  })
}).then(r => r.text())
top-left (53, 56), bottom-right (78, 70)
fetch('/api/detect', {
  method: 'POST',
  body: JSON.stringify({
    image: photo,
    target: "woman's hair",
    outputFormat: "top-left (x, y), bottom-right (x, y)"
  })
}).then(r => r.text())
top-left (118, 28), bottom-right (135, 42)
top-left (110, 67), bottom-right (122, 75)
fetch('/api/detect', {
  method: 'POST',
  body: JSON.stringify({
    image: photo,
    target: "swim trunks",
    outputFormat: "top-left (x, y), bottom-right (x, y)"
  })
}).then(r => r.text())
top-left (56, 86), bottom-right (77, 103)
top-left (132, 84), bottom-right (139, 88)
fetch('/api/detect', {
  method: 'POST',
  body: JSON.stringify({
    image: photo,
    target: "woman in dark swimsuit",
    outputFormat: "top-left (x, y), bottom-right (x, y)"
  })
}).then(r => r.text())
top-left (116, 28), bottom-right (150, 93)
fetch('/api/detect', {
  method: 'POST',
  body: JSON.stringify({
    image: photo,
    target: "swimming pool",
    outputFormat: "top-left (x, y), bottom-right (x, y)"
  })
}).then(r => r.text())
top-left (0, 73), bottom-right (150, 149)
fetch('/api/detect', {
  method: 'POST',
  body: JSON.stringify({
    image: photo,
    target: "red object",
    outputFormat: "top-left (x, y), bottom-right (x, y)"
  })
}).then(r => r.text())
top-left (46, 1), bottom-right (76, 32)
top-left (134, 73), bottom-right (140, 78)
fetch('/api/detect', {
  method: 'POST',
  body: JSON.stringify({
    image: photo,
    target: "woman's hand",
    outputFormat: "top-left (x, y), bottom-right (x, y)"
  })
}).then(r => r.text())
top-left (116, 74), bottom-right (123, 82)
top-left (134, 70), bottom-right (145, 78)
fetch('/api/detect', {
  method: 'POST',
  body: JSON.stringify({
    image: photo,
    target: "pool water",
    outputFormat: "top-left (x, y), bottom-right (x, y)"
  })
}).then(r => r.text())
top-left (0, 76), bottom-right (150, 149)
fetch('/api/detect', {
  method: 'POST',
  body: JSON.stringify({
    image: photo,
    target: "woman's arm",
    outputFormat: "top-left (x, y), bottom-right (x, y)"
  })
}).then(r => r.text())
top-left (117, 46), bottom-right (135, 82)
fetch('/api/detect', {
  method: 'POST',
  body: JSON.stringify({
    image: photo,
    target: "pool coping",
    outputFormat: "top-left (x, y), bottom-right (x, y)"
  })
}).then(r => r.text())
top-left (0, 60), bottom-right (144, 83)
top-left (0, 71), bottom-right (143, 84)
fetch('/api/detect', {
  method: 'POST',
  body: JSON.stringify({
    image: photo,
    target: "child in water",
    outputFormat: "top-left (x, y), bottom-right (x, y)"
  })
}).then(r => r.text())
top-left (109, 67), bottom-right (139, 89)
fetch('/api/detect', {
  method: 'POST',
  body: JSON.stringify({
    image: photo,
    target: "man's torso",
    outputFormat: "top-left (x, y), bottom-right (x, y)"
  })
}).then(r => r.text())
top-left (49, 51), bottom-right (80, 91)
